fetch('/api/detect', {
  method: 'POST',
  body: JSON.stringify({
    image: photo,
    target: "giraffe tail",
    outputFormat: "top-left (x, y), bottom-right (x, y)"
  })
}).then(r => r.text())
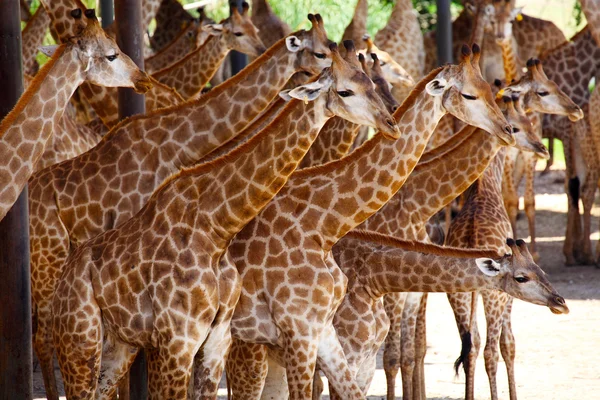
top-left (453, 331), bottom-right (472, 377)
top-left (568, 176), bottom-right (580, 207)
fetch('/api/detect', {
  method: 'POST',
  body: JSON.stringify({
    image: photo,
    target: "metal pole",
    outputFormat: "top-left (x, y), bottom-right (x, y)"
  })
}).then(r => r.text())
top-left (100, 0), bottom-right (114, 29)
top-left (436, 0), bottom-right (453, 65)
top-left (0, 0), bottom-right (32, 399)
top-left (229, 0), bottom-right (247, 75)
top-left (114, 1), bottom-right (147, 399)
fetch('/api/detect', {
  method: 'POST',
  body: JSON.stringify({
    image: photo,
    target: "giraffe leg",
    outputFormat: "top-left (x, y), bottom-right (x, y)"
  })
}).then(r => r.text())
top-left (356, 352), bottom-right (377, 395)
top-left (481, 290), bottom-right (510, 400)
top-left (400, 292), bottom-right (422, 400)
top-left (282, 333), bottom-right (320, 399)
top-left (261, 355), bottom-right (289, 400)
top-left (225, 339), bottom-right (268, 400)
top-left (33, 303), bottom-right (60, 400)
top-left (413, 294), bottom-right (428, 400)
top-left (542, 137), bottom-right (554, 175)
top-left (318, 323), bottom-right (364, 399)
top-left (579, 164), bottom-right (597, 265)
top-left (383, 292), bottom-right (406, 400)
top-left (524, 155), bottom-right (539, 261)
top-left (312, 367), bottom-right (324, 400)
top-left (499, 298), bottom-right (517, 400)
top-left (562, 136), bottom-right (579, 265)
top-left (95, 333), bottom-right (140, 399)
top-left (447, 292), bottom-right (480, 400)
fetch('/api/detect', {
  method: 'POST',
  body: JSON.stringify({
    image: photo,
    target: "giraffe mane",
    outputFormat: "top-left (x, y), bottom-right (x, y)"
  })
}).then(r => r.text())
top-left (346, 230), bottom-right (502, 259)
top-left (102, 33), bottom-right (295, 140)
top-left (539, 25), bottom-right (588, 61)
top-left (0, 44), bottom-right (67, 138)
top-left (152, 97), bottom-right (304, 193)
top-left (293, 65), bottom-right (446, 178)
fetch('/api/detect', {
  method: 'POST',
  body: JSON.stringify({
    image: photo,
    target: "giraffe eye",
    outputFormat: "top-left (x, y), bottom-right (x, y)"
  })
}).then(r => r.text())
top-left (514, 276), bottom-right (529, 283)
top-left (461, 93), bottom-right (477, 100)
top-left (337, 90), bottom-right (353, 97)
top-left (379, 61), bottom-right (386, 66)
top-left (537, 91), bottom-right (549, 97)
top-left (106, 54), bottom-right (118, 62)
top-left (512, 127), bottom-right (520, 133)
top-left (234, 32), bottom-right (243, 37)
top-left (314, 52), bottom-right (326, 59)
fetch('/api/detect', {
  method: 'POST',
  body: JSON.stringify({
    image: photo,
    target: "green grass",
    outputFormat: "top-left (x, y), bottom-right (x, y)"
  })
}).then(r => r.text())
top-left (543, 138), bottom-right (566, 167)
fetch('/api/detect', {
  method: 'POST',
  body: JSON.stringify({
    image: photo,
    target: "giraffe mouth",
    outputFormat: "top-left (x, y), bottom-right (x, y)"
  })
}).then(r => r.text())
top-left (133, 74), bottom-right (153, 94)
top-left (567, 108), bottom-right (584, 122)
top-left (548, 296), bottom-right (569, 314)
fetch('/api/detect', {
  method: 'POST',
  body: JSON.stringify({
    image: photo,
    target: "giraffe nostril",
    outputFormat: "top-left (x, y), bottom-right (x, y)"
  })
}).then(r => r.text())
top-left (391, 105), bottom-right (399, 112)
top-left (386, 118), bottom-right (395, 127)
top-left (504, 125), bottom-right (513, 135)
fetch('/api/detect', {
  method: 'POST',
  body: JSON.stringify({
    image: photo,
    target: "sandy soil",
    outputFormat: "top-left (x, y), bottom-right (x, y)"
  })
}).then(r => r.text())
top-left (32, 167), bottom-right (600, 399)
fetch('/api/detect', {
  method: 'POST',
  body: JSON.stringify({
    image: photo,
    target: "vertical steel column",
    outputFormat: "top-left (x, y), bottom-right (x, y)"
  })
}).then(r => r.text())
top-left (0, 0), bottom-right (32, 399)
top-left (436, 0), bottom-right (453, 65)
top-left (114, 1), bottom-right (147, 398)
top-left (229, 0), bottom-right (247, 75)
top-left (100, 0), bottom-right (115, 29)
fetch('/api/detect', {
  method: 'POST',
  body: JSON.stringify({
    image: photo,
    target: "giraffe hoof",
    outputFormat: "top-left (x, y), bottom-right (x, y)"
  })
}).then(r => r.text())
top-left (564, 257), bottom-right (578, 267)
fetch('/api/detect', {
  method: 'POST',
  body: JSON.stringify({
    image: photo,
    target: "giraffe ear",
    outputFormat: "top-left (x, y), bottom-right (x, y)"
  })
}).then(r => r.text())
top-left (39, 45), bottom-right (59, 58)
top-left (510, 7), bottom-right (524, 21)
top-left (278, 89), bottom-right (293, 101)
top-left (475, 258), bottom-right (502, 277)
top-left (425, 77), bottom-right (448, 96)
top-left (285, 35), bottom-right (305, 53)
top-left (286, 75), bottom-right (333, 102)
top-left (202, 24), bottom-right (224, 36)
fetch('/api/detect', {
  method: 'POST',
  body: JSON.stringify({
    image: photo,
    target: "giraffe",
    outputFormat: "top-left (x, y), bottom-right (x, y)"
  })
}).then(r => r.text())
top-left (341, 0), bottom-right (368, 47)
top-left (51, 41), bottom-right (398, 400)
top-left (145, 9), bottom-right (215, 73)
top-left (307, 95), bottom-right (550, 400)
top-left (0, 9), bottom-right (151, 223)
top-left (328, 230), bottom-right (568, 398)
top-left (38, 0), bottom-right (185, 129)
top-left (29, 15), bottom-right (335, 399)
top-left (20, 0), bottom-right (32, 21)
top-left (21, 4), bottom-right (51, 75)
top-left (360, 35), bottom-right (415, 89)
top-left (141, 0), bottom-right (162, 30)
top-left (152, 3), bottom-right (266, 100)
top-left (251, 0), bottom-right (292, 49)
top-left (225, 44), bottom-right (513, 400)
top-left (539, 27), bottom-right (600, 265)
top-left (150, 0), bottom-right (195, 52)
top-left (502, 59), bottom-right (584, 261)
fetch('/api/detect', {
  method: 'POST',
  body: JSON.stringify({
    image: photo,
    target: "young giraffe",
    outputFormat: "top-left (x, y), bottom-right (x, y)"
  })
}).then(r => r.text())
top-left (225, 45), bottom-right (512, 400)
top-left (152, 3), bottom-right (266, 100)
top-left (21, 4), bottom-right (51, 75)
top-left (38, 0), bottom-right (184, 128)
top-left (0, 9), bottom-right (151, 223)
top-left (539, 27), bottom-right (600, 265)
top-left (308, 95), bottom-right (548, 400)
top-left (29, 15), bottom-right (334, 399)
top-left (51, 42), bottom-right (398, 400)
top-left (329, 230), bottom-right (568, 398)
top-left (20, 0), bottom-right (32, 21)
top-left (251, 0), bottom-right (292, 49)
top-left (150, 0), bottom-right (195, 52)
top-left (145, 9), bottom-right (215, 73)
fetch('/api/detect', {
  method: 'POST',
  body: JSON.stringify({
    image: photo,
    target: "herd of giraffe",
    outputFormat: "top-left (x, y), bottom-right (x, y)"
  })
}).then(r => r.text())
top-left (3, 0), bottom-right (599, 399)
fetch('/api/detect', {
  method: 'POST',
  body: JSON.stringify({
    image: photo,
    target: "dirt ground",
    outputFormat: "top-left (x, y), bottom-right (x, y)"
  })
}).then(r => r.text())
top-left (33, 167), bottom-right (600, 400)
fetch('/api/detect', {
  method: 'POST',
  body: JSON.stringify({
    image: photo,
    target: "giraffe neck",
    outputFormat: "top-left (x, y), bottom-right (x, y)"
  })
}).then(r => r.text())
top-left (446, 148), bottom-right (510, 252)
top-left (142, 0), bottom-right (161, 29)
top-left (386, 0), bottom-right (414, 29)
top-left (469, 8), bottom-right (487, 46)
top-left (300, 118), bottom-right (360, 168)
top-left (342, 0), bottom-right (368, 44)
top-left (145, 23), bottom-right (204, 73)
top-left (151, 0), bottom-right (194, 51)
top-left (22, 5), bottom-right (51, 74)
top-left (148, 95), bottom-right (331, 248)
top-left (152, 36), bottom-right (230, 100)
top-left (499, 39), bottom-right (519, 83)
top-left (289, 69), bottom-right (446, 250)
top-left (39, 0), bottom-right (88, 41)
top-left (0, 45), bottom-right (83, 220)
top-left (334, 236), bottom-right (498, 297)
top-left (360, 127), bottom-right (504, 239)
top-left (580, 0), bottom-right (600, 44)
top-left (252, 0), bottom-right (273, 14)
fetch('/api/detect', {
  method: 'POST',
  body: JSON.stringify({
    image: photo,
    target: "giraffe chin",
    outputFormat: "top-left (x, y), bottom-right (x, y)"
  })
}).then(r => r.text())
top-left (548, 297), bottom-right (569, 314)
top-left (133, 76), bottom-right (154, 94)
top-left (568, 109), bottom-right (584, 122)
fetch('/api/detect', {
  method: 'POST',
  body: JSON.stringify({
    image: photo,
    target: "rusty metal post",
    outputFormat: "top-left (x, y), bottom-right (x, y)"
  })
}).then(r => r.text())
top-left (100, 0), bottom-right (114, 29)
top-left (436, 0), bottom-right (453, 65)
top-left (0, 0), bottom-right (33, 399)
top-left (114, 0), bottom-right (147, 398)
top-left (229, 0), bottom-right (247, 75)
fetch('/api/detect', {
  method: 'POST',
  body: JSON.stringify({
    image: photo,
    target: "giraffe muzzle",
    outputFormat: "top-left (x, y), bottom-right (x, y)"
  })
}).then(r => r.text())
top-left (568, 107), bottom-right (584, 122)
top-left (548, 295), bottom-right (569, 314)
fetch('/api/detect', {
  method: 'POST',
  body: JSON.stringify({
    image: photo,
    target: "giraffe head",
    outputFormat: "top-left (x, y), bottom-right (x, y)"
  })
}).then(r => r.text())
top-left (504, 59), bottom-right (584, 121)
top-left (202, 2), bottom-right (266, 56)
top-left (284, 13), bottom-right (334, 75)
top-left (502, 96), bottom-right (549, 159)
top-left (476, 239), bottom-right (569, 314)
top-left (282, 41), bottom-right (399, 139)
top-left (478, 0), bottom-right (521, 41)
top-left (183, 8), bottom-right (216, 48)
top-left (358, 52), bottom-right (399, 113)
top-left (58, 9), bottom-right (152, 94)
top-left (426, 44), bottom-right (514, 145)
top-left (361, 34), bottom-right (415, 88)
